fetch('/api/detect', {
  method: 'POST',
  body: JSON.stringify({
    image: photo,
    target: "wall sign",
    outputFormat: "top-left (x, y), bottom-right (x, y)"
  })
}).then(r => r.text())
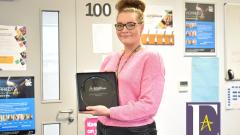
top-left (142, 5), bottom-right (174, 46)
top-left (0, 25), bottom-right (27, 71)
top-left (0, 76), bottom-right (35, 134)
top-left (185, 2), bottom-right (216, 56)
top-left (85, 2), bottom-right (111, 17)
top-left (186, 102), bottom-right (221, 135)
top-left (85, 117), bottom-right (97, 135)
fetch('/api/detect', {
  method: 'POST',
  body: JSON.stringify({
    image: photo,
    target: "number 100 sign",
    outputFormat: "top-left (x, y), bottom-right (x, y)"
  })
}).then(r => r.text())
top-left (85, 2), bottom-right (111, 17)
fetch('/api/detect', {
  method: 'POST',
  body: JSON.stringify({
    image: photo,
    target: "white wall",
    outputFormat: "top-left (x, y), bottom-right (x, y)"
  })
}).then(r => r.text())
top-left (221, 1), bottom-right (240, 135)
top-left (150, 0), bottom-right (240, 135)
top-left (75, 0), bottom-right (240, 134)
top-left (1, 0), bottom-right (239, 134)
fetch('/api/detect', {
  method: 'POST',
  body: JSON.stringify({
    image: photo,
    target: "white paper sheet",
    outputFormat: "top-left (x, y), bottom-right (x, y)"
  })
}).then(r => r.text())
top-left (92, 24), bottom-right (112, 53)
top-left (226, 81), bottom-right (240, 110)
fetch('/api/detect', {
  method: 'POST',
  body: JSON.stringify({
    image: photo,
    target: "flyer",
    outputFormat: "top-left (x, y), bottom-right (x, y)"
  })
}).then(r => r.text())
top-left (185, 3), bottom-right (215, 56)
top-left (142, 5), bottom-right (174, 46)
top-left (0, 76), bottom-right (35, 134)
top-left (0, 25), bottom-right (27, 71)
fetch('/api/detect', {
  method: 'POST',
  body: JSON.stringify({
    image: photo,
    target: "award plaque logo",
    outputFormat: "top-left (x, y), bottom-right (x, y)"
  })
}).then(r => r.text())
top-left (186, 102), bottom-right (220, 135)
top-left (82, 76), bottom-right (115, 106)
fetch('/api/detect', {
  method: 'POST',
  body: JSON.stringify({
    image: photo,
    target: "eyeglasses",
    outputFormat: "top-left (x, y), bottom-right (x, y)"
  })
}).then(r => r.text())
top-left (114, 22), bottom-right (138, 31)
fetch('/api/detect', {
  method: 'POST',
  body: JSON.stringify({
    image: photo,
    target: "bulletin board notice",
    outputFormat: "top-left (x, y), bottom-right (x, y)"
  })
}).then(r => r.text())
top-left (185, 2), bottom-right (216, 56)
top-left (0, 25), bottom-right (27, 71)
top-left (0, 76), bottom-right (35, 134)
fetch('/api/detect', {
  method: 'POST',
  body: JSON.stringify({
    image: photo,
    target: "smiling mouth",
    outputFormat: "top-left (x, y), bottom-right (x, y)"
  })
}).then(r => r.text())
top-left (121, 34), bottom-right (132, 37)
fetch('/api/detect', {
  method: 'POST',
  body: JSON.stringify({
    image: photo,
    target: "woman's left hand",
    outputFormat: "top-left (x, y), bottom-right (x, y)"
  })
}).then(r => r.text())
top-left (82, 105), bottom-right (110, 116)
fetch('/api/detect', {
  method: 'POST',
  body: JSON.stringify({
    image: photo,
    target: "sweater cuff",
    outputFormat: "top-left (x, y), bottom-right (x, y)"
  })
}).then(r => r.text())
top-left (109, 107), bottom-right (117, 119)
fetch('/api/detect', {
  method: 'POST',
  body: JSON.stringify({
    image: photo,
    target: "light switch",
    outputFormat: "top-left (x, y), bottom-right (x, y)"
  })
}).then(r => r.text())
top-left (178, 81), bottom-right (188, 92)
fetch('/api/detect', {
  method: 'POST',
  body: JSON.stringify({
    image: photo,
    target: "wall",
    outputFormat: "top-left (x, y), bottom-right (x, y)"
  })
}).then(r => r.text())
top-left (0, 0), bottom-right (239, 134)
top-left (75, 0), bottom-right (240, 135)
top-left (150, 0), bottom-right (239, 135)
top-left (221, 1), bottom-right (240, 135)
top-left (0, 0), bottom-right (78, 134)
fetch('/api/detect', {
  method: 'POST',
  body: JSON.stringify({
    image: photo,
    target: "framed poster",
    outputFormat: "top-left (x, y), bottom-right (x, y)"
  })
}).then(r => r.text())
top-left (0, 25), bottom-right (27, 71)
top-left (0, 76), bottom-right (35, 134)
top-left (185, 2), bottom-right (216, 56)
top-left (142, 5), bottom-right (174, 46)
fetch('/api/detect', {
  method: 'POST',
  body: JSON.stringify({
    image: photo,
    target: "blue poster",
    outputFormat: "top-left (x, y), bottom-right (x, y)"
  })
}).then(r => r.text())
top-left (192, 57), bottom-right (219, 101)
top-left (185, 3), bottom-right (215, 54)
top-left (0, 76), bottom-right (35, 134)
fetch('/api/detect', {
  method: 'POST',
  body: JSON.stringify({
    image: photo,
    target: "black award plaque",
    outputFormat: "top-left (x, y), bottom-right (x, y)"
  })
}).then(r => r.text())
top-left (76, 72), bottom-right (119, 111)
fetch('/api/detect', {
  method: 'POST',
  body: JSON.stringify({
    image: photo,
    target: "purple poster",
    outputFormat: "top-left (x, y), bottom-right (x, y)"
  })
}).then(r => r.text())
top-left (186, 102), bottom-right (220, 135)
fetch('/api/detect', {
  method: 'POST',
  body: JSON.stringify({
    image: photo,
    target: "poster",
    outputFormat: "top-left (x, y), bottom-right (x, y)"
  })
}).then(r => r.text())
top-left (0, 25), bottom-right (27, 71)
top-left (92, 24), bottom-right (112, 53)
top-left (185, 3), bottom-right (215, 56)
top-left (85, 117), bottom-right (97, 135)
top-left (192, 57), bottom-right (219, 102)
top-left (0, 76), bottom-right (35, 134)
top-left (226, 81), bottom-right (240, 110)
top-left (142, 5), bottom-right (174, 46)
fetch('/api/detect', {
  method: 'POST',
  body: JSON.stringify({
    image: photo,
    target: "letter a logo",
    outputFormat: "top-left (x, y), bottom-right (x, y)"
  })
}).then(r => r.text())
top-left (186, 102), bottom-right (220, 135)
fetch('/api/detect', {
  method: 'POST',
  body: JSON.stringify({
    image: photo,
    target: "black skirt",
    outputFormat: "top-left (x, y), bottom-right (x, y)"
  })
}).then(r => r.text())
top-left (96, 121), bottom-right (157, 135)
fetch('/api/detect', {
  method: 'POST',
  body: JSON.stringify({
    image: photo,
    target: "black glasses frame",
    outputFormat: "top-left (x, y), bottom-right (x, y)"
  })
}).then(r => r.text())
top-left (114, 22), bottom-right (139, 31)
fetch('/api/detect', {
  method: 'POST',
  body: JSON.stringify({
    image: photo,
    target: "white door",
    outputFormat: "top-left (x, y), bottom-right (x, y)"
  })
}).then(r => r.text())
top-left (1, 0), bottom-right (120, 134)
top-left (0, 0), bottom-right (77, 135)
top-left (76, 0), bottom-right (119, 134)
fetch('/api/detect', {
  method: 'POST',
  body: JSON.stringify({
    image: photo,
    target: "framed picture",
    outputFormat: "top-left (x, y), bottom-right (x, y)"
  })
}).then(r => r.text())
top-left (184, 2), bottom-right (216, 56)
top-left (142, 5), bottom-right (174, 46)
top-left (0, 76), bottom-right (35, 134)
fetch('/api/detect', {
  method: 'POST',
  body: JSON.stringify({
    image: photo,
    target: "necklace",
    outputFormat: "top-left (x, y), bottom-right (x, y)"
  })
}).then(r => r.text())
top-left (116, 45), bottom-right (141, 77)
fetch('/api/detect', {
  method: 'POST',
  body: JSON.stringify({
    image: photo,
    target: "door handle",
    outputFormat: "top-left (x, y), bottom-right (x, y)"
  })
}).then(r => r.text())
top-left (59, 109), bottom-right (73, 114)
top-left (59, 109), bottom-right (74, 123)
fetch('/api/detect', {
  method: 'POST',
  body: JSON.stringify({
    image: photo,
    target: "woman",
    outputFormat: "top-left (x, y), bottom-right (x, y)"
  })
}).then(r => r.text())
top-left (83, 0), bottom-right (165, 134)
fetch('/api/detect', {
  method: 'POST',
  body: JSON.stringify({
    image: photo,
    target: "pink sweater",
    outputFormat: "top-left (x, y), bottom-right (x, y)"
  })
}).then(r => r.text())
top-left (98, 48), bottom-right (165, 127)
